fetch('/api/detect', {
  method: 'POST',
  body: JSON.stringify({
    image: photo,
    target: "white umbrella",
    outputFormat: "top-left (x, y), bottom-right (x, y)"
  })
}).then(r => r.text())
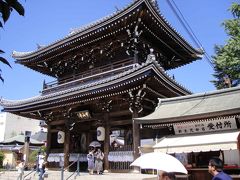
top-left (89, 141), bottom-right (101, 147)
top-left (130, 152), bottom-right (187, 174)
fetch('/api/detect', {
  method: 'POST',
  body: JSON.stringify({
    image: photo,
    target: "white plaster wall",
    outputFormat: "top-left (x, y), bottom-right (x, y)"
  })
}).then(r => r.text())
top-left (3, 151), bottom-right (16, 168)
top-left (0, 112), bottom-right (41, 141)
top-left (0, 113), bottom-right (7, 142)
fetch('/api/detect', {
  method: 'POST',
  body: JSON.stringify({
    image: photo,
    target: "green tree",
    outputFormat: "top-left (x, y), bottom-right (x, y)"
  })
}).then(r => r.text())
top-left (0, 151), bottom-right (4, 168)
top-left (0, 0), bottom-right (25, 82)
top-left (29, 150), bottom-right (38, 164)
top-left (211, 2), bottom-right (240, 89)
top-left (29, 146), bottom-right (46, 166)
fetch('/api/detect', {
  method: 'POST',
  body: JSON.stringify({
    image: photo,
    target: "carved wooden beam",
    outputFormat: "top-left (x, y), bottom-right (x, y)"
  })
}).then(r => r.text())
top-left (128, 89), bottom-right (146, 113)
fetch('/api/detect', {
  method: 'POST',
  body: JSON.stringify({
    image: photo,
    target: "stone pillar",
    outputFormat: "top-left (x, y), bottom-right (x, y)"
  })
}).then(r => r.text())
top-left (23, 131), bottom-right (31, 165)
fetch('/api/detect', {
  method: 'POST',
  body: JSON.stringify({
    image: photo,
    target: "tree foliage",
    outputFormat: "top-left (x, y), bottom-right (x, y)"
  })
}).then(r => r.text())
top-left (0, 0), bottom-right (25, 82)
top-left (211, 2), bottom-right (240, 89)
top-left (0, 151), bottom-right (4, 168)
top-left (29, 146), bottom-right (46, 165)
top-left (29, 150), bottom-right (38, 164)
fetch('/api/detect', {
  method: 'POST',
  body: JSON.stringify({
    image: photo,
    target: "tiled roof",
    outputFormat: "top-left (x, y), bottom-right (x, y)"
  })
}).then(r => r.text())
top-left (135, 86), bottom-right (240, 123)
top-left (13, 0), bottom-right (202, 60)
top-left (31, 130), bottom-right (47, 143)
top-left (0, 59), bottom-right (191, 109)
top-left (0, 134), bottom-right (44, 145)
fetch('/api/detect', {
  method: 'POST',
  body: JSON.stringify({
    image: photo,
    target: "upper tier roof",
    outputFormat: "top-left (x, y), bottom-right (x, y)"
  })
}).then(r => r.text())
top-left (12, 0), bottom-right (203, 73)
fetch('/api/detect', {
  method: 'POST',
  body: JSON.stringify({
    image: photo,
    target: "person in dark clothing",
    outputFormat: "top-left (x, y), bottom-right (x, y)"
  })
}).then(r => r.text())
top-left (208, 157), bottom-right (232, 180)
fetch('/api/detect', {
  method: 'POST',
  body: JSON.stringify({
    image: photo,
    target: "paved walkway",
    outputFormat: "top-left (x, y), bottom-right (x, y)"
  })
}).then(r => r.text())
top-left (0, 170), bottom-right (157, 180)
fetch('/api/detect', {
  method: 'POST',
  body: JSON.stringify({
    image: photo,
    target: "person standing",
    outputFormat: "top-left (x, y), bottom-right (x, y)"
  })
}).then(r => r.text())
top-left (38, 155), bottom-right (46, 180)
top-left (87, 150), bottom-right (95, 175)
top-left (95, 149), bottom-right (104, 174)
top-left (16, 160), bottom-right (24, 180)
top-left (208, 157), bottom-right (232, 180)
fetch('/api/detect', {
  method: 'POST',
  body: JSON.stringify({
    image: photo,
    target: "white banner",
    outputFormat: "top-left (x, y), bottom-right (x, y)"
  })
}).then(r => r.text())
top-left (174, 117), bottom-right (237, 135)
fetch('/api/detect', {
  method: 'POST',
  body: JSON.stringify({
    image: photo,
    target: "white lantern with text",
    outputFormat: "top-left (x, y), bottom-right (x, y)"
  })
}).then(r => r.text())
top-left (57, 131), bottom-right (65, 144)
top-left (97, 127), bottom-right (105, 141)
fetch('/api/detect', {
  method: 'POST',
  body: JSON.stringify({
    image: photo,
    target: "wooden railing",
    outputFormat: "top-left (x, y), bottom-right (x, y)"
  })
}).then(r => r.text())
top-left (47, 146), bottom-right (134, 172)
top-left (109, 145), bottom-right (133, 171)
top-left (42, 59), bottom-right (136, 94)
top-left (109, 161), bottom-right (132, 171)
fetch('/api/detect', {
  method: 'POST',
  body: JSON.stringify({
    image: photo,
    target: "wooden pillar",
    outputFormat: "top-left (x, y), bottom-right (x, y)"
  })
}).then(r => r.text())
top-left (62, 108), bottom-right (73, 169)
top-left (100, 100), bottom-right (112, 172)
top-left (103, 112), bottom-right (110, 172)
top-left (132, 110), bottom-right (140, 161)
top-left (46, 125), bottom-right (52, 159)
top-left (64, 128), bottom-right (70, 169)
top-left (128, 89), bottom-right (145, 172)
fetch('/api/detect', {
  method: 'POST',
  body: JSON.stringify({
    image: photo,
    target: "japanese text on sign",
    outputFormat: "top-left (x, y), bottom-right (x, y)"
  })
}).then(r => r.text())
top-left (174, 117), bottom-right (237, 135)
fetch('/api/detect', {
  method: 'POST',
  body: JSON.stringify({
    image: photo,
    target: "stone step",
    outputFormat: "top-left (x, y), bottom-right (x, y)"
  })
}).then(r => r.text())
top-left (0, 171), bottom-right (19, 180)
top-left (0, 170), bottom-right (157, 180)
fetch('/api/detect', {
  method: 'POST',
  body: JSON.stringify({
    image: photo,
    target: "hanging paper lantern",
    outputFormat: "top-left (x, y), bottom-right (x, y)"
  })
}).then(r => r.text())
top-left (97, 127), bottom-right (105, 141)
top-left (57, 131), bottom-right (65, 144)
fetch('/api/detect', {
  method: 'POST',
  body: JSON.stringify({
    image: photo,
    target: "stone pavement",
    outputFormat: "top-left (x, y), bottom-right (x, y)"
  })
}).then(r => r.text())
top-left (0, 170), bottom-right (157, 180)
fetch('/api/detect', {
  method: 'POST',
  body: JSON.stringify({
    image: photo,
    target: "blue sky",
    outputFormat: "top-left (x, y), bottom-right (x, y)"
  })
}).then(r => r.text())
top-left (0, 0), bottom-right (234, 101)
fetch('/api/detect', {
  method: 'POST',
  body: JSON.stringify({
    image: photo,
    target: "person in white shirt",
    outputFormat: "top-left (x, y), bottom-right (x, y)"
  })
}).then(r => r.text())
top-left (38, 155), bottom-right (46, 180)
top-left (16, 160), bottom-right (24, 180)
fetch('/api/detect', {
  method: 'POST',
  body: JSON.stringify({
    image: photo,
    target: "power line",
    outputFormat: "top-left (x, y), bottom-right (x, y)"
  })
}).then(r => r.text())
top-left (165, 0), bottom-right (201, 48)
top-left (165, 0), bottom-right (214, 68)
top-left (204, 51), bottom-right (214, 68)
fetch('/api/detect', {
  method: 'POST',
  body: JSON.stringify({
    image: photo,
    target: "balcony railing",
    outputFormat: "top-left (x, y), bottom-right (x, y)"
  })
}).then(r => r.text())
top-left (42, 59), bottom-right (136, 94)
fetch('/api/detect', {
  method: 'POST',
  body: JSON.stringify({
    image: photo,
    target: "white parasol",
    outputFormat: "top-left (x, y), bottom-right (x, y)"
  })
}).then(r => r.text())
top-left (130, 152), bottom-right (187, 174)
top-left (89, 141), bottom-right (101, 147)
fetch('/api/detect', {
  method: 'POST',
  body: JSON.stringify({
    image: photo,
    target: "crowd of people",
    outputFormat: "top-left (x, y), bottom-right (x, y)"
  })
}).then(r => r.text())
top-left (87, 148), bottom-right (104, 175)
